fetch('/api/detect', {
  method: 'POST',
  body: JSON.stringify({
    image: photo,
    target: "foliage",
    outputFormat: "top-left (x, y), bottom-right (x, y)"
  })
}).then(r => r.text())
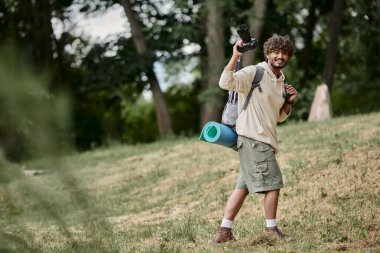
top-left (1, 0), bottom-right (380, 154)
top-left (81, 37), bottom-right (147, 93)
top-left (73, 89), bottom-right (123, 150)
top-left (331, 0), bottom-right (380, 116)
top-left (118, 83), bottom-right (201, 145)
top-left (73, 38), bottom-right (148, 148)
top-left (166, 83), bottom-right (201, 136)
top-left (120, 97), bottom-right (158, 144)
top-left (0, 47), bottom-right (72, 161)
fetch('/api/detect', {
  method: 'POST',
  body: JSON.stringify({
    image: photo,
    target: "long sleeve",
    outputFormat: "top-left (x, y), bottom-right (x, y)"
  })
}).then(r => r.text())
top-left (219, 66), bottom-right (256, 95)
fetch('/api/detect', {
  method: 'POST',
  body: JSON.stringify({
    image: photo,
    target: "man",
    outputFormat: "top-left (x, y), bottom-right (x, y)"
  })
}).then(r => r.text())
top-left (215, 34), bottom-right (297, 243)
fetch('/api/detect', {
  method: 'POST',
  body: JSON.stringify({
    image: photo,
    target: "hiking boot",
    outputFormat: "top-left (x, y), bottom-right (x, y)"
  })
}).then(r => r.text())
top-left (214, 227), bottom-right (235, 243)
top-left (265, 226), bottom-right (285, 239)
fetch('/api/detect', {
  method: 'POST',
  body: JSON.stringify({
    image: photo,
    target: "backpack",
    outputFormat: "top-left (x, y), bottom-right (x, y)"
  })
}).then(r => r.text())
top-left (221, 58), bottom-right (265, 129)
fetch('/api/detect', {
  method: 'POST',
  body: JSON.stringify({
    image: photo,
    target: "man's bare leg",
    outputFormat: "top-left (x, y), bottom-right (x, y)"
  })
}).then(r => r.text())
top-left (263, 189), bottom-right (285, 238)
top-left (215, 188), bottom-right (249, 243)
top-left (224, 188), bottom-right (249, 221)
top-left (263, 189), bottom-right (279, 219)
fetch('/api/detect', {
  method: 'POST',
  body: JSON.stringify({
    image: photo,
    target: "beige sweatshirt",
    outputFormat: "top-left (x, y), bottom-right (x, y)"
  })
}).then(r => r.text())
top-left (219, 61), bottom-right (290, 153)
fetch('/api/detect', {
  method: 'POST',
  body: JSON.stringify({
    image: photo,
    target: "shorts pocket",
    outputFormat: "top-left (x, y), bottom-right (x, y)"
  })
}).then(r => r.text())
top-left (252, 141), bottom-right (271, 152)
top-left (250, 163), bottom-right (269, 187)
top-left (251, 147), bottom-right (268, 163)
top-left (252, 143), bottom-right (275, 163)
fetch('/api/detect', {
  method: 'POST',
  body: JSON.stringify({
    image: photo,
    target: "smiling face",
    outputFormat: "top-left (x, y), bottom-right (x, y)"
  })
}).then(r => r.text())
top-left (266, 50), bottom-right (289, 71)
top-left (263, 35), bottom-right (295, 76)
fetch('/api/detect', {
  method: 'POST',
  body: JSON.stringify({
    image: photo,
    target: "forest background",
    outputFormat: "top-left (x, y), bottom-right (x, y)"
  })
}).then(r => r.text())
top-left (1, 0), bottom-right (380, 161)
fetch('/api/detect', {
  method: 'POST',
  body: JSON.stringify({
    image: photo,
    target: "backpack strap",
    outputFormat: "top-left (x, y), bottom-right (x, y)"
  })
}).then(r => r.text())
top-left (242, 66), bottom-right (265, 110)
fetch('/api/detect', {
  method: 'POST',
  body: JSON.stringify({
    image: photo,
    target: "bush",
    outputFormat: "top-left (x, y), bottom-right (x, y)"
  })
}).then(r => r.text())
top-left (121, 98), bottom-right (158, 144)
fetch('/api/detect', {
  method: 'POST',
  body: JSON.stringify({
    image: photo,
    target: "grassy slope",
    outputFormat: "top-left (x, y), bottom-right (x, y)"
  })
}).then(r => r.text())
top-left (1, 112), bottom-right (380, 252)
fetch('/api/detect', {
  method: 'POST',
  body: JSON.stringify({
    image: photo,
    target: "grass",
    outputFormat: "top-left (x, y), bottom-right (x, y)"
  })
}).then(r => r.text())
top-left (1, 112), bottom-right (380, 252)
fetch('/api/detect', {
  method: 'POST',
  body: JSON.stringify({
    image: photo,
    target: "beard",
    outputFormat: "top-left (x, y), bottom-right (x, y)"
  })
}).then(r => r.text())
top-left (269, 58), bottom-right (287, 69)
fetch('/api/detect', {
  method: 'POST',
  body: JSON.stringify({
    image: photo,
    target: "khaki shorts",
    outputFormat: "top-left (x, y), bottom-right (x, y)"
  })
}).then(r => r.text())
top-left (236, 135), bottom-right (283, 193)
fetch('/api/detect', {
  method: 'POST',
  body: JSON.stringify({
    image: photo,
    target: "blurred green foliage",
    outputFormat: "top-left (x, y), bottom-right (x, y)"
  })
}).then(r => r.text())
top-left (0, 47), bottom-right (72, 161)
top-left (121, 98), bottom-right (158, 144)
top-left (0, 0), bottom-right (379, 159)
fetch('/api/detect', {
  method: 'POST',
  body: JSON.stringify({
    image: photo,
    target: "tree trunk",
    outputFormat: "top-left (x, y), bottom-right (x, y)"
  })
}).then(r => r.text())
top-left (199, 42), bottom-right (209, 129)
top-left (323, 0), bottom-right (344, 91)
top-left (299, 0), bottom-right (318, 89)
top-left (200, 0), bottom-right (225, 127)
top-left (15, 0), bottom-right (54, 71)
top-left (32, 0), bottom-right (54, 70)
top-left (120, 0), bottom-right (173, 138)
top-left (244, 0), bottom-right (268, 66)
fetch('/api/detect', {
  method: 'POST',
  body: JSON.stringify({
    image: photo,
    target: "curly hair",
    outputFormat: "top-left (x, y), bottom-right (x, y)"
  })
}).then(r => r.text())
top-left (263, 34), bottom-right (295, 58)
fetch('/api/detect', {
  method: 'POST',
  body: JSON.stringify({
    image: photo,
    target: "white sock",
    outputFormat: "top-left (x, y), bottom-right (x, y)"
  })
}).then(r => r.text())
top-left (266, 219), bottom-right (277, 228)
top-left (221, 218), bottom-right (233, 228)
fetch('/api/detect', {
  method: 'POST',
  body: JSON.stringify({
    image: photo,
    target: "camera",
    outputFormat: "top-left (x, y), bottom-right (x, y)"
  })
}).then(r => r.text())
top-left (237, 24), bottom-right (258, 53)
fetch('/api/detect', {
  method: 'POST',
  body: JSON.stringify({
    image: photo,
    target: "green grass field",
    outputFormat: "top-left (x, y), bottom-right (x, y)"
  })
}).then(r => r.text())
top-left (1, 112), bottom-right (379, 252)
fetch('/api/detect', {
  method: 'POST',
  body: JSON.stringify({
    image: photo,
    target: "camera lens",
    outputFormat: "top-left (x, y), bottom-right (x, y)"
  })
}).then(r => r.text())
top-left (237, 24), bottom-right (251, 43)
top-left (239, 24), bottom-right (248, 31)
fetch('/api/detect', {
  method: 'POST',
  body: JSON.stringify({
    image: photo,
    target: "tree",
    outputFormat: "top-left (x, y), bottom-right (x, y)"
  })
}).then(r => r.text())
top-left (328, 0), bottom-right (380, 115)
top-left (0, 0), bottom-right (75, 86)
top-left (76, 0), bottom-right (203, 144)
top-left (244, 0), bottom-right (269, 66)
top-left (323, 0), bottom-right (344, 91)
top-left (120, 0), bottom-right (173, 138)
top-left (200, 0), bottom-right (225, 126)
top-left (0, 0), bottom-right (75, 159)
top-left (299, 0), bottom-right (318, 89)
top-left (298, 0), bottom-right (333, 90)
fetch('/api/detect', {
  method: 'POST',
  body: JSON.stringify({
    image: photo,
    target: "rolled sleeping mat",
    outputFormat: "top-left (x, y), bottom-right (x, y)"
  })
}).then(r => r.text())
top-left (199, 121), bottom-right (238, 149)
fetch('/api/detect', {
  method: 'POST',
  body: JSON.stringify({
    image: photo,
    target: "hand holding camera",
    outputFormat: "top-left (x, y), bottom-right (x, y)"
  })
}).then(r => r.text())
top-left (284, 84), bottom-right (298, 104)
top-left (236, 24), bottom-right (258, 53)
top-left (226, 24), bottom-right (258, 71)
